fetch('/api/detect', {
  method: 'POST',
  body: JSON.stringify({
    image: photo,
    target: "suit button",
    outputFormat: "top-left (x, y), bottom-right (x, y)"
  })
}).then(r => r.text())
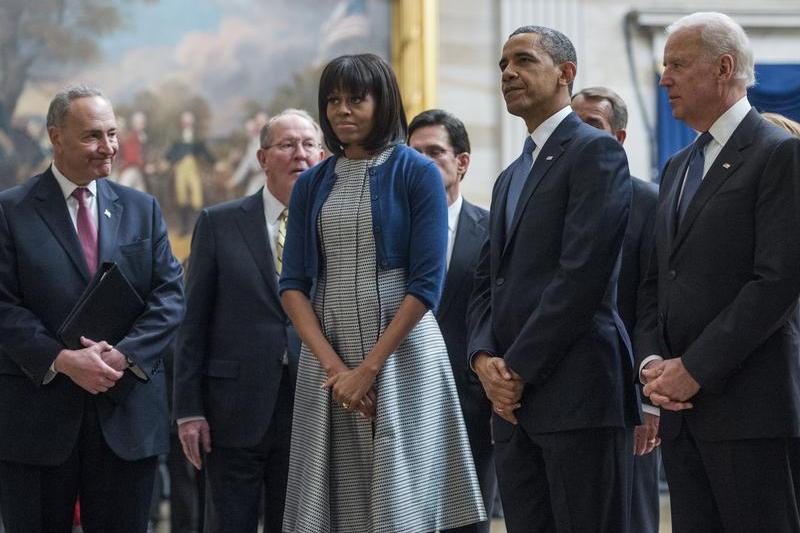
top-left (496, 277), bottom-right (505, 286)
top-left (668, 270), bottom-right (677, 280)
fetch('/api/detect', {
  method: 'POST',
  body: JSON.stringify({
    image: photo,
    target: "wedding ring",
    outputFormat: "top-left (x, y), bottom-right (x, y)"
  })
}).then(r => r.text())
top-left (342, 401), bottom-right (349, 409)
top-left (648, 439), bottom-right (656, 444)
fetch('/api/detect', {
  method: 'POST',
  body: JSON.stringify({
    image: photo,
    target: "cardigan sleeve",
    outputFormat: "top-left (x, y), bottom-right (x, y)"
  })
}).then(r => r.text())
top-left (279, 170), bottom-right (314, 298)
top-left (405, 158), bottom-right (448, 310)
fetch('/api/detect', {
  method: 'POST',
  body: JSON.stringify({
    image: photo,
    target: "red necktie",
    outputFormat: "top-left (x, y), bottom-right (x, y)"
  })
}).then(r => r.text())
top-left (71, 187), bottom-right (98, 276)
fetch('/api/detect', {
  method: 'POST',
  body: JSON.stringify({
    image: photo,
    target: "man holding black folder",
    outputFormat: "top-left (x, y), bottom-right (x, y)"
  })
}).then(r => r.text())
top-left (0, 85), bottom-right (184, 532)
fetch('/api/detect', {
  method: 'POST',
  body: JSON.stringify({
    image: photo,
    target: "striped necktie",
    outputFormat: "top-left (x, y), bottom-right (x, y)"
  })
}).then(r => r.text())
top-left (276, 208), bottom-right (288, 275)
top-left (71, 187), bottom-right (98, 276)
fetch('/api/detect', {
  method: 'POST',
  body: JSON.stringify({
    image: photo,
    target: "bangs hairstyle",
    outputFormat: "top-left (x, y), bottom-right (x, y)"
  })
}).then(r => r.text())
top-left (318, 53), bottom-right (407, 156)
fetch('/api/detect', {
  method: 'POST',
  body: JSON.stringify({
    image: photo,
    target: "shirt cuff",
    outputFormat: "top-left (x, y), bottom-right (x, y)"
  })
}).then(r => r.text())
top-left (177, 416), bottom-right (206, 425)
top-left (42, 363), bottom-right (58, 385)
top-left (639, 354), bottom-right (664, 385)
top-left (642, 404), bottom-right (660, 416)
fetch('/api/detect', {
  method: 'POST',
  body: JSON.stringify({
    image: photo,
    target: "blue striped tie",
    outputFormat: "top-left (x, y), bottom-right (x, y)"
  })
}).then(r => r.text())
top-left (505, 136), bottom-right (536, 233)
top-left (677, 131), bottom-right (713, 225)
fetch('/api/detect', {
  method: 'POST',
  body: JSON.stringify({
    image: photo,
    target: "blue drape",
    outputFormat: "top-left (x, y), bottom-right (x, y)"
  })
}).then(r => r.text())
top-left (655, 63), bottom-right (800, 181)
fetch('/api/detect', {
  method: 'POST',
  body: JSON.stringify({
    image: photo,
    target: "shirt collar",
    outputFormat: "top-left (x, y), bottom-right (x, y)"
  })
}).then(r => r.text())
top-left (448, 194), bottom-right (463, 232)
top-left (262, 184), bottom-right (287, 224)
top-left (51, 163), bottom-right (97, 200)
top-left (707, 96), bottom-right (751, 148)
top-left (530, 106), bottom-right (573, 152)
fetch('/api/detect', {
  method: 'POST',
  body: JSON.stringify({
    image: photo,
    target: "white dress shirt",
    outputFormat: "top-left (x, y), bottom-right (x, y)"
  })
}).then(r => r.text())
top-left (446, 195), bottom-right (463, 270)
top-left (528, 105), bottom-right (573, 171)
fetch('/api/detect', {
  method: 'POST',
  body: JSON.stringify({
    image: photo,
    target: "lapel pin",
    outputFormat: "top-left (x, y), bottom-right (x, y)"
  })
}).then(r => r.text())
top-left (722, 162), bottom-right (731, 169)
top-left (104, 209), bottom-right (111, 218)
top-left (545, 155), bottom-right (554, 161)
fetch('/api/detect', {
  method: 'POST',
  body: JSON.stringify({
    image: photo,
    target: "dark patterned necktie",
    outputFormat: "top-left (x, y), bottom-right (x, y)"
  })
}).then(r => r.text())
top-left (71, 187), bottom-right (98, 275)
top-left (505, 136), bottom-right (536, 233)
top-left (677, 131), bottom-right (713, 225)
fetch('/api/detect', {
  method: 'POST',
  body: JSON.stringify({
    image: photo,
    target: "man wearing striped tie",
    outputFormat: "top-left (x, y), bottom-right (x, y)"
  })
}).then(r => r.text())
top-left (174, 109), bottom-right (325, 533)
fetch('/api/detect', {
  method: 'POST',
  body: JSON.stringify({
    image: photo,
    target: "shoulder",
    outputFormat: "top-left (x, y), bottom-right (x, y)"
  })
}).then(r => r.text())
top-left (202, 192), bottom-right (255, 218)
top-left (102, 178), bottom-right (157, 208)
top-left (462, 198), bottom-right (489, 220)
top-left (0, 172), bottom-right (42, 205)
top-left (631, 176), bottom-right (659, 200)
top-left (388, 144), bottom-right (439, 175)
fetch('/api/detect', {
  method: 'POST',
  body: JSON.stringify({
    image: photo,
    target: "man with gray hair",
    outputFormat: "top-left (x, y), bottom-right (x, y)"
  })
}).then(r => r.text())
top-left (173, 109), bottom-right (324, 533)
top-left (0, 85), bottom-right (184, 531)
top-left (636, 12), bottom-right (800, 532)
top-left (469, 25), bottom-right (638, 532)
top-left (572, 86), bottom-right (661, 533)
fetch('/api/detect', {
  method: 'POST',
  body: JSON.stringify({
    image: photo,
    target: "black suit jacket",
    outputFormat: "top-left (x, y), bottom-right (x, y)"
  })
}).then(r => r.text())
top-left (618, 177), bottom-right (659, 334)
top-left (469, 112), bottom-right (640, 439)
top-left (0, 169), bottom-right (184, 464)
top-left (173, 190), bottom-right (299, 449)
top-left (437, 199), bottom-right (491, 449)
top-left (635, 109), bottom-right (800, 441)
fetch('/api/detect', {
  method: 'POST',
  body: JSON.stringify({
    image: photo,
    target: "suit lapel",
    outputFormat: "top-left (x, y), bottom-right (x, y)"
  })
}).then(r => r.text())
top-left (33, 169), bottom-right (91, 281)
top-left (501, 116), bottom-right (573, 258)
top-left (438, 202), bottom-right (479, 320)
top-left (96, 179), bottom-right (122, 265)
top-left (671, 111), bottom-right (755, 255)
top-left (235, 190), bottom-right (280, 301)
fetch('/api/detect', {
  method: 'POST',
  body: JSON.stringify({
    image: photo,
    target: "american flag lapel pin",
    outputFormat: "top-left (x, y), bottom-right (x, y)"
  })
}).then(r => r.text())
top-left (545, 155), bottom-right (554, 161)
top-left (104, 209), bottom-right (111, 218)
top-left (722, 162), bottom-right (731, 169)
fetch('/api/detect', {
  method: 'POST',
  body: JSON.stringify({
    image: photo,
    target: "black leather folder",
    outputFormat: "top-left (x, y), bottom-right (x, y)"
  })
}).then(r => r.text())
top-left (58, 262), bottom-right (145, 351)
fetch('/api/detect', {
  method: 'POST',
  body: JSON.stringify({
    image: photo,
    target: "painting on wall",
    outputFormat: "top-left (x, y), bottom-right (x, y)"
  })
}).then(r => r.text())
top-left (0, 0), bottom-right (390, 259)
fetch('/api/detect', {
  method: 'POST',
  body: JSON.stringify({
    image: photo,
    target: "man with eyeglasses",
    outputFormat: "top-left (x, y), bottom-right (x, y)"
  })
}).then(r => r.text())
top-left (408, 109), bottom-right (494, 533)
top-left (173, 109), bottom-right (325, 533)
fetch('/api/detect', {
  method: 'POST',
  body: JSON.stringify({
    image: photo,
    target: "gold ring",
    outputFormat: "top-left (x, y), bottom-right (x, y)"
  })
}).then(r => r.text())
top-left (342, 401), bottom-right (349, 409)
top-left (648, 439), bottom-right (656, 444)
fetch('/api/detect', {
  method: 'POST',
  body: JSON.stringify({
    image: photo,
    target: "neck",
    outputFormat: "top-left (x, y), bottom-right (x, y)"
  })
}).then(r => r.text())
top-left (690, 86), bottom-right (747, 132)
top-left (266, 179), bottom-right (289, 207)
top-left (343, 144), bottom-right (372, 160)
top-left (446, 183), bottom-right (460, 207)
top-left (522, 95), bottom-right (570, 133)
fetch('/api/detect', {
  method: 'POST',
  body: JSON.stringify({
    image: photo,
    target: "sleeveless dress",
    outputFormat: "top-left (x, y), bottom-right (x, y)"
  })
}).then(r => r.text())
top-left (282, 147), bottom-right (486, 533)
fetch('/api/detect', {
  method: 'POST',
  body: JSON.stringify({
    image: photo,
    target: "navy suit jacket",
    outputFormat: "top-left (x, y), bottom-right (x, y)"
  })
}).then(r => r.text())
top-left (0, 168), bottom-right (184, 464)
top-left (635, 109), bottom-right (800, 441)
top-left (436, 199), bottom-right (491, 449)
top-left (469, 112), bottom-right (640, 440)
top-left (173, 190), bottom-right (300, 449)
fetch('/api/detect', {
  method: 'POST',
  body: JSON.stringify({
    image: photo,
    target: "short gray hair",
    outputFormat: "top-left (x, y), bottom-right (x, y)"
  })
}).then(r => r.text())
top-left (573, 86), bottom-right (629, 133)
top-left (259, 108), bottom-right (323, 148)
top-left (46, 84), bottom-right (109, 128)
top-left (667, 12), bottom-right (755, 87)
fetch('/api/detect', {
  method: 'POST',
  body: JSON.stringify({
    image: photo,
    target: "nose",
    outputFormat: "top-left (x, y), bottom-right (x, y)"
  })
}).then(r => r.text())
top-left (98, 135), bottom-right (117, 155)
top-left (659, 71), bottom-right (672, 87)
top-left (501, 65), bottom-right (516, 83)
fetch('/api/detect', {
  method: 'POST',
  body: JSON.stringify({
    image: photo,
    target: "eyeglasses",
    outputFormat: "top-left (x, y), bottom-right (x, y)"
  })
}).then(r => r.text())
top-left (263, 139), bottom-right (321, 153)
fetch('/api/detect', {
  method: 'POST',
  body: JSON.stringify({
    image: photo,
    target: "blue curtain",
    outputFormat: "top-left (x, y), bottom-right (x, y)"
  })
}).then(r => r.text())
top-left (655, 63), bottom-right (800, 181)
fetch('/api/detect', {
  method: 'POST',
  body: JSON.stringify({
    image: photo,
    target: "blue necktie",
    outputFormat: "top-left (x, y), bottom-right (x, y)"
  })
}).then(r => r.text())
top-left (677, 131), bottom-right (713, 225)
top-left (505, 136), bottom-right (536, 233)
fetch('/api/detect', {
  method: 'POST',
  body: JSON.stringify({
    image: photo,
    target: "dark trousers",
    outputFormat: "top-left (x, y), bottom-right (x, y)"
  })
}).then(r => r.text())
top-left (495, 425), bottom-right (633, 533)
top-left (630, 448), bottom-right (660, 533)
top-left (442, 442), bottom-right (496, 533)
top-left (167, 432), bottom-right (205, 533)
top-left (662, 422), bottom-right (800, 533)
top-left (0, 398), bottom-right (157, 533)
top-left (204, 366), bottom-right (293, 533)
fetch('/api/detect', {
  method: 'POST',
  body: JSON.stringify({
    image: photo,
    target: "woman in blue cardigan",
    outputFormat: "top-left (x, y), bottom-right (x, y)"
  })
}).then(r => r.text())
top-left (279, 53), bottom-right (485, 533)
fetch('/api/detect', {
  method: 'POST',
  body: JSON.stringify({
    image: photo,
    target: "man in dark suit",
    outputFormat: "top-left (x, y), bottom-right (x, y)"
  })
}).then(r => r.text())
top-left (173, 109), bottom-right (325, 533)
top-left (408, 109), bottom-right (494, 533)
top-left (636, 12), bottom-right (800, 532)
top-left (0, 85), bottom-right (184, 532)
top-left (468, 26), bottom-right (639, 533)
top-left (572, 86), bottom-right (661, 533)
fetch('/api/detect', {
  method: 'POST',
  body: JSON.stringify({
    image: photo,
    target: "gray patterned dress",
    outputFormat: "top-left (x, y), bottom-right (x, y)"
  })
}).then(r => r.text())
top-left (282, 147), bottom-right (486, 533)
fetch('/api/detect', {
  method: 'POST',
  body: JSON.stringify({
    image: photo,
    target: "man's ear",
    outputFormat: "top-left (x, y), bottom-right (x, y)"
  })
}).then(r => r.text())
top-left (256, 148), bottom-right (269, 171)
top-left (559, 61), bottom-right (577, 88)
top-left (48, 126), bottom-right (62, 155)
top-left (718, 54), bottom-right (735, 82)
top-left (456, 152), bottom-right (471, 181)
top-left (615, 128), bottom-right (627, 146)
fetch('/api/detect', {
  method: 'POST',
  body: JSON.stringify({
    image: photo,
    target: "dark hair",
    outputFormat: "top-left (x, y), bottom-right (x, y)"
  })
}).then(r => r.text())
top-left (572, 86), bottom-right (628, 132)
top-left (510, 25), bottom-right (577, 92)
top-left (318, 53), bottom-right (407, 156)
top-left (408, 108), bottom-right (471, 155)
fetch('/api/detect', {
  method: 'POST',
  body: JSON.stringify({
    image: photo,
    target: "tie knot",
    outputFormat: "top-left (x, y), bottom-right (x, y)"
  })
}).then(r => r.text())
top-left (523, 136), bottom-right (536, 156)
top-left (71, 187), bottom-right (90, 204)
top-left (695, 131), bottom-right (713, 149)
top-left (278, 208), bottom-right (288, 222)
